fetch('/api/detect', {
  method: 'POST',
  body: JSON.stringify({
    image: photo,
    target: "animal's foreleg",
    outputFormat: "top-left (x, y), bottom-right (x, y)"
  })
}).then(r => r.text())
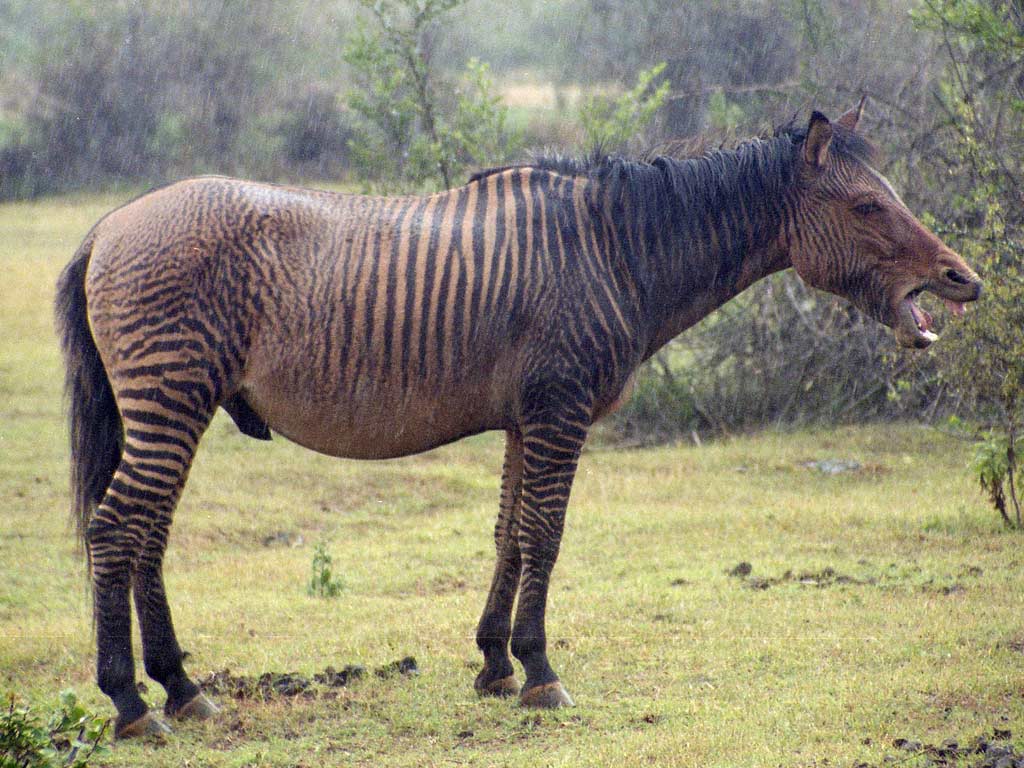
top-left (511, 411), bottom-right (587, 708)
top-left (475, 429), bottom-right (524, 697)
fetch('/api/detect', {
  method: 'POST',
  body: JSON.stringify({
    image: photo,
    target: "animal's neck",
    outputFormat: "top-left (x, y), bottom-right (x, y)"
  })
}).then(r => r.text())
top-left (609, 139), bottom-right (797, 358)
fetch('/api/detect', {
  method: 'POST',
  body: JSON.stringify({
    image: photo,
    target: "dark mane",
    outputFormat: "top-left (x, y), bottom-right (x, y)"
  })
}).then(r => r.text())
top-left (468, 118), bottom-right (878, 186)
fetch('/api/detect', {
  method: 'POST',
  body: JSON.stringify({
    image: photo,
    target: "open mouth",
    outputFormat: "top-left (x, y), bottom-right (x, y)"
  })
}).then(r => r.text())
top-left (895, 288), bottom-right (967, 348)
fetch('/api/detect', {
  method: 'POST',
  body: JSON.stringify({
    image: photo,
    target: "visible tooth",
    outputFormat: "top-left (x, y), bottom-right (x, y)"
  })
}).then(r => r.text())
top-left (943, 299), bottom-right (966, 317)
top-left (922, 330), bottom-right (939, 342)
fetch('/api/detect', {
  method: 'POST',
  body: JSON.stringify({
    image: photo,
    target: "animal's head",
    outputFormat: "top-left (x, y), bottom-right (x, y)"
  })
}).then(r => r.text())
top-left (783, 100), bottom-right (982, 348)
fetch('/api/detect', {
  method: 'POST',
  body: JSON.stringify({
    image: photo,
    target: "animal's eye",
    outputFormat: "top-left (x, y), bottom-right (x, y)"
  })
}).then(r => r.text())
top-left (853, 201), bottom-right (883, 216)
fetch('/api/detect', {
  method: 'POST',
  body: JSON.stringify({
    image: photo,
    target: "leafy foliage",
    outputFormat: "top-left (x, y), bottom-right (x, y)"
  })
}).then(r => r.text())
top-left (0, 690), bottom-right (109, 768)
top-left (912, 0), bottom-right (1024, 525)
top-left (0, 0), bottom-right (293, 198)
top-left (308, 542), bottom-right (344, 598)
top-left (343, 0), bottom-right (519, 193)
top-left (969, 428), bottom-right (1023, 527)
top-left (578, 63), bottom-right (671, 152)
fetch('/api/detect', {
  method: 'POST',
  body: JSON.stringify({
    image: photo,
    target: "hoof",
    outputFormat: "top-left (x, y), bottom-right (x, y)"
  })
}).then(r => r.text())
top-left (519, 681), bottom-right (575, 709)
top-left (169, 691), bottom-right (220, 721)
top-left (475, 674), bottom-right (520, 698)
top-left (115, 711), bottom-right (173, 740)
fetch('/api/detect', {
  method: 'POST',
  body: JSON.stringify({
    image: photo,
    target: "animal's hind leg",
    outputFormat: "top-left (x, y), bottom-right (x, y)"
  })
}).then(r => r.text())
top-left (474, 429), bottom-right (524, 697)
top-left (92, 395), bottom-right (213, 738)
top-left (133, 517), bottom-right (219, 721)
top-left (88, 496), bottom-right (155, 738)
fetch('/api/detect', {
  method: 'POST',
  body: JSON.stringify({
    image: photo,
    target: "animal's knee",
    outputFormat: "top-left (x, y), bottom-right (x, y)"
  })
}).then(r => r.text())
top-left (477, 612), bottom-right (512, 650)
top-left (85, 512), bottom-right (134, 566)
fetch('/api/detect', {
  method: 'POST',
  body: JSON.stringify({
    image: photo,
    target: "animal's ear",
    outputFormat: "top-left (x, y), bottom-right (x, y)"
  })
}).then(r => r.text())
top-left (835, 96), bottom-right (866, 132)
top-left (803, 111), bottom-right (833, 169)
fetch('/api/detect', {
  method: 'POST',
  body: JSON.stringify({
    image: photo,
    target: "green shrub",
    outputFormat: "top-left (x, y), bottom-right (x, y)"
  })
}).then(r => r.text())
top-left (343, 0), bottom-right (520, 194)
top-left (913, 0), bottom-right (1024, 526)
top-left (0, 690), bottom-right (109, 768)
top-left (308, 542), bottom-right (344, 598)
top-left (969, 429), bottom-right (1023, 528)
top-left (578, 63), bottom-right (670, 152)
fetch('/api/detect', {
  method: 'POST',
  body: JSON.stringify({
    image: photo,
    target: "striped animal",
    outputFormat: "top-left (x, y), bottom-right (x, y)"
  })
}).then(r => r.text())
top-left (56, 103), bottom-right (981, 738)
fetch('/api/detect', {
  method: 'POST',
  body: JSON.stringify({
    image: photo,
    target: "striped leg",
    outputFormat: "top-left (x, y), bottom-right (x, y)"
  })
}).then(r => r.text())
top-left (91, 404), bottom-right (211, 738)
top-left (512, 410), bottom-right (587, 708)
top-left (88, 496), bottom-right (153, 738)
top-left (134, 520), bottom-right (219, 722)
top-left (474, 429), bottom-right (524, 697)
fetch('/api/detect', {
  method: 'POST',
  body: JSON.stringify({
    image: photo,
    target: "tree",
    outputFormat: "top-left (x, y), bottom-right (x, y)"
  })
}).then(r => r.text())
top-left (343, 0), bottom-right (519, 194)
top-left (0, 0), bottom-right (293, 198)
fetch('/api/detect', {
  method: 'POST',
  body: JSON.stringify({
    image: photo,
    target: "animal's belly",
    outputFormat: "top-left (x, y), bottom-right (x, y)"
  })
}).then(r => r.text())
top-left (240, 376), bottom-right (504, 459)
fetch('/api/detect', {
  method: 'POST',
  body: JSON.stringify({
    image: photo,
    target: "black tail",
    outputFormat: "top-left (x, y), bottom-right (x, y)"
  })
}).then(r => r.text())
top-left (55, 231), bottom-right (123, 570)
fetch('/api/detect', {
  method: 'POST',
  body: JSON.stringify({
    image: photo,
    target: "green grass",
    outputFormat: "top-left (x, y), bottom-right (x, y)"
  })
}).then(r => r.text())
top-left (1, 192), bottom-right (1022, 767)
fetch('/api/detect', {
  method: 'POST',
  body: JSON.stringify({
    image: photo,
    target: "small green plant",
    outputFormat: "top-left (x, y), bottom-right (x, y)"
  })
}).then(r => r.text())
top-left (307, 542), bottom-right (344, 598)
top-left (0, 690), bottom-right (109, 768)
top-left (578, 62), bottom-right (671, 152)
top-left (970, 429), bottom-right (1022, 528)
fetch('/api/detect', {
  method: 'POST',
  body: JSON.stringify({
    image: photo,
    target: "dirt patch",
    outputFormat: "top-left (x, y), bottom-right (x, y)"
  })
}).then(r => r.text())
top-left (998, 633), bottom-right (1024, 654)
top-left (199, 657), bottom-right (418, 700)
top-left (855, 729), bottom-right (1020, 768)
top-left (260, 530), bottom-right (305, 548)
top-left (727, 562), bottom-right (872, 590)
top-left (798, 459), bottom-right (891, 477)
top-left (748, 566), bottom-right (872, 590)
top-left (728, 562), bottom-right (753, 578)
top-left (374, 656), bottom-right (419, 679)
top-left (727, 561), bottom-right (987, 593)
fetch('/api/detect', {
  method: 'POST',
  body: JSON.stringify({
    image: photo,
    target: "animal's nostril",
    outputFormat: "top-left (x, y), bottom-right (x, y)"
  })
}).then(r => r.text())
top-left (945, 268), bottom-right (970, 285)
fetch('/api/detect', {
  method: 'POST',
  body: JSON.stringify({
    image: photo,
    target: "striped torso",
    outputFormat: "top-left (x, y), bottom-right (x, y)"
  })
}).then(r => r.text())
top-left (85, 171), bottom-right (643, 459)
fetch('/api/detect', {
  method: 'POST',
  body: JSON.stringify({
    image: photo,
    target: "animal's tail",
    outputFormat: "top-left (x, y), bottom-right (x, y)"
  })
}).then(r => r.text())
top-left (55, 230), bottom-right (122, 570)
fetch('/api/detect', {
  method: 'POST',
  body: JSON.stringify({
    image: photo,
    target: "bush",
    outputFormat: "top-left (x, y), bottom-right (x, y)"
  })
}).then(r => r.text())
top-left (578, 63), bottom-right (670, 152)
top-left (277, 89), bottom-right (355, 179)
top-left (611, 353), bottom-right (698, 445)
top-left (343, 0), bottom-right (520, 194)
top-left (969, 428), bottom-right (1024, 528)
top-left (0, 1), bottom-right (296, 198)
top-left (0, 690), bottom-right (109, 768)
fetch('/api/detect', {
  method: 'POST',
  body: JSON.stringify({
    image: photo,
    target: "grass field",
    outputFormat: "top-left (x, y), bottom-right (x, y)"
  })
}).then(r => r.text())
top-left (1, 192), bottom-right (1022, 767)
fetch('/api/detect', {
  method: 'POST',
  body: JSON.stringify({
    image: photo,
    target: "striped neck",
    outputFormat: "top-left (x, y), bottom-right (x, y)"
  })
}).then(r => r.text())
top-left (593, 137), bottom-right (798, 357)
